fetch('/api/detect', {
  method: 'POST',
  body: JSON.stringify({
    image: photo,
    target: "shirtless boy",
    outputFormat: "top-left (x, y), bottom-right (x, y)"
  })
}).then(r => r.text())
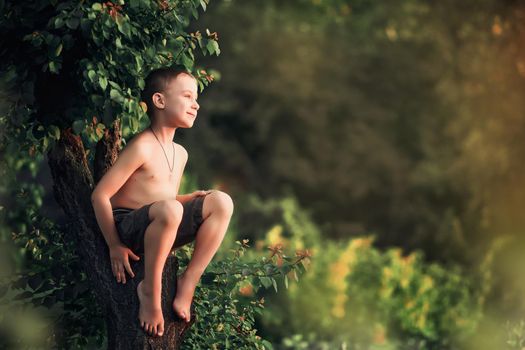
top-left (90, 66), bottom-right (234, 337)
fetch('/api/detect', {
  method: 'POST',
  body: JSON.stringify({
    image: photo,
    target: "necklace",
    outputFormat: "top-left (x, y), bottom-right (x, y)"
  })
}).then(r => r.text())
top-left (149, 126), bottom-right (175, 173)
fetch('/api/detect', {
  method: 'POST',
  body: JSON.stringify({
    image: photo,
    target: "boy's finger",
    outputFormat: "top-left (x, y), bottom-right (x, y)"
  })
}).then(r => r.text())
top-left (129, 251), bottom-right (140, 261)
top-left (124, 260), bottom-right (135, 278)
top-left (119, 265), bottom-right (126, 283)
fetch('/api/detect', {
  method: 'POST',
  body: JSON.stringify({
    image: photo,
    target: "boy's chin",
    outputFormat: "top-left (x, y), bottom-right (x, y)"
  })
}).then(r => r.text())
top-left (177, 120), bottom-right (195, 128)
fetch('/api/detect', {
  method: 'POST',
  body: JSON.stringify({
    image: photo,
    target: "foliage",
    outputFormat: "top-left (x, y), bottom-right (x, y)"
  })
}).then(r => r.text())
top-left (175, 237), bottom-right (311, 350)
top-left (234, 192), bottom-right (486, 348)
top-left (262, 234), bottom-right (485, 348)
top-left (506, 320), bottom-right (525, 349)
top-left (0, 147), bottom-right (105, 348)
top-left (0, 0), bottom-right (218, 162)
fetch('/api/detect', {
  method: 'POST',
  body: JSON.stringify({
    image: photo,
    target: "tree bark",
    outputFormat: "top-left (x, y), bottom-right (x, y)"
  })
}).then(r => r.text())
top-left (47, 121), bottom-right (194, 349)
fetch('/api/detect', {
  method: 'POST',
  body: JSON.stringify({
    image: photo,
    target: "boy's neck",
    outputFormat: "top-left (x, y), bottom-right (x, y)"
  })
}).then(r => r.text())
top-left (149, 122), bottom-right (176, 145)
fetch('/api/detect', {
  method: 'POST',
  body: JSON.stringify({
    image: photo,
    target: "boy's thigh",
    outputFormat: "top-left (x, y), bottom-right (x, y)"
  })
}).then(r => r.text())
top-left (113, 195), bottom-right (210, 253)
top-left (173, 194), bottom-right (210, 249)
top-left (113, 202), bottom-right (154, 255)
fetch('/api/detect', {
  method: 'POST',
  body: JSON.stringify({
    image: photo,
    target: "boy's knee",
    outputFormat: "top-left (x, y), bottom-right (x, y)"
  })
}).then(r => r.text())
top-left (209, 191), bottom-right (234, 216)
top-left (152, 199), bottom-right (184, 225)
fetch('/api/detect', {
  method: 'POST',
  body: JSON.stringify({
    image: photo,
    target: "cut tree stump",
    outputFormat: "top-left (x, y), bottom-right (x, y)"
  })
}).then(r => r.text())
top-left (47, 120), bottom-right (194, 349)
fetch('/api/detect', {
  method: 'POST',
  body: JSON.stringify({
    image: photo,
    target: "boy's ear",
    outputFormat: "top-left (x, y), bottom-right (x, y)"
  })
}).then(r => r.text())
top-left (152, 92), bottom-right (165, 110)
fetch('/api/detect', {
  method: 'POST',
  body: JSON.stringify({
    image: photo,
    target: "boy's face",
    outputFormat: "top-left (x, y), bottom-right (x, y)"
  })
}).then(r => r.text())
top-left (152, 73), bottom-right (200, 126)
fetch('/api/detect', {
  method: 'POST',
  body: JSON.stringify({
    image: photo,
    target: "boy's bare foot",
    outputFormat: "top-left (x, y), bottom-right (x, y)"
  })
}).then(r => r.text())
top-left (137, 280), bottom-right (165, 336)
top-left (172, 272), bottom-right (198, 322)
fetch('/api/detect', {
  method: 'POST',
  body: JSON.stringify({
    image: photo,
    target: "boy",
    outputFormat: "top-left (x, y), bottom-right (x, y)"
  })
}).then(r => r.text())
top-left (90, 66), bottom-right (234, 337)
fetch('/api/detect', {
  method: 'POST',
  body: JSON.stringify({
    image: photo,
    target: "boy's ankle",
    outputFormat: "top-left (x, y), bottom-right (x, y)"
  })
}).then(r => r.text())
top-left (140, 280), bottom-right (159, 296)
top-left (180, 269), bottom-right (203, 284)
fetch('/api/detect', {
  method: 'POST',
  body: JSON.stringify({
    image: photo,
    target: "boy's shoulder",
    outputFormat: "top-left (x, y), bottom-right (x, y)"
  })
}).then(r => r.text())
top-left (176, 142), bottom-right (188, 158)
top-left (121, 130), bottom-right (154, 155)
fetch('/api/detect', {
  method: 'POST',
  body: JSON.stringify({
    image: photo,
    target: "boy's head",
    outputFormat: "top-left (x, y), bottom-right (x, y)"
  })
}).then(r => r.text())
top-left (141, 65), bottom-right (199, 125)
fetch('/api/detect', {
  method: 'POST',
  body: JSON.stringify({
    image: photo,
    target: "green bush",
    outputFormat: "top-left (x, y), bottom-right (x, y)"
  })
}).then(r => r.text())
top-left (234, 193), bottom-right (487, 349)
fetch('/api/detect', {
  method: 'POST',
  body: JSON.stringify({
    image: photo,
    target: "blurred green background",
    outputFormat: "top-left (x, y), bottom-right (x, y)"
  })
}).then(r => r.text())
top-left (3, 0), bottom-right (525, 348)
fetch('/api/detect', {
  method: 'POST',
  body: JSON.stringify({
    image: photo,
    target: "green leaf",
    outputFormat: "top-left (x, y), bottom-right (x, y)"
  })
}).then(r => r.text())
top-left (80, 18), bottom-right (91, 33)
top-left (259, 276), bottom-right (272, 289)
top-left (99, 76), bottom-right (108, 91)
top-left (272, 277), bottom-right (278, 293)
top-left (138, 78), bottom-right (145, 90)
top-left (92, 32), bottom-right (103, 46)
top-left (88, 70), bottom-right (96, 82)
top-left (92, 3), bottom-right (102, 11)
top-left (66, 17), bottom-right (79, 30)
top-left (54, 43), bottom-right (63, 57)
top-left (110, 89), bottom-right (123, 102)
top-left (117, 20), bottom-right (131, 38)
top-left (108, 81), bottom-right (120, 89)
top-left (14, 291), bottom-right (33, 301)
top-left (48, 61), bottom-right (60, 74)
top-left (284, 274), bottom-right (289, 289)
top-left (181, 51), bottom-right (193, 68)
top-left (262, 340), bottom-right (274, 350)
top-left (44, 137), bottom-right (52, 152)
top-left (48, 125), bottom-right (61, 140)
top-left (206, 39), bottom-right (220, 55)
top-left (130, 116), bottom-right (138, 132)
top-left (54, 17), bottom-right (64, 29)
top-left (28, 274), bottom-right (43, 291)
top-left (91, 94), bottom-right (104, 106)
top-left (72, 120), bottom-right (85, 134)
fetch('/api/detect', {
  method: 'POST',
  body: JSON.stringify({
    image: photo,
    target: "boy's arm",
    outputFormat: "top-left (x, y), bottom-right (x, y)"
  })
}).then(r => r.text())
top-left (91, 139), bottom-right (148, 248)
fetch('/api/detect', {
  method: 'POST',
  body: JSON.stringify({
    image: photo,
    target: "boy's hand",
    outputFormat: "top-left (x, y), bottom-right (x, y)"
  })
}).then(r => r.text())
top-left (109, 243), bottom-right (140, 284)
top-left (191, 189), bottom-right (213, 198)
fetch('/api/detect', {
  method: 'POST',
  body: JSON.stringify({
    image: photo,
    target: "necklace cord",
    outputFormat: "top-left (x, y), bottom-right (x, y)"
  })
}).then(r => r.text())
top-left (149, 126), bottom-right (175, 172)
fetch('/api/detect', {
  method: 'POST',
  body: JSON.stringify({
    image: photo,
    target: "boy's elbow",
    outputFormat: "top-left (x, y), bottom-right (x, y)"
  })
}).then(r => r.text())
top-left (91, 192), bottom-right (98, 204)
top-left (91, 190), bottom-right (106, 202)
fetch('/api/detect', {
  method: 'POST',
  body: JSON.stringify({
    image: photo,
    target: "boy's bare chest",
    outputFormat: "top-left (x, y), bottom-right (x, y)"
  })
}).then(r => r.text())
top-left (127, 150), bottom-right (184, 194)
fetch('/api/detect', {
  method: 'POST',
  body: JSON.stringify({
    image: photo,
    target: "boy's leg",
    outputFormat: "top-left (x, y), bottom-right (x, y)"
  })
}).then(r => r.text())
top-left (173, 190), bottom-right (234, 322)
top-left (138, 200), bottom-right (183, 336)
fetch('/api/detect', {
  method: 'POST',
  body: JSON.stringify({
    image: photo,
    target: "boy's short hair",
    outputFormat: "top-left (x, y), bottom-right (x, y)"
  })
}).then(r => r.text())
top-left (141, 65), bottom-right (195, 120)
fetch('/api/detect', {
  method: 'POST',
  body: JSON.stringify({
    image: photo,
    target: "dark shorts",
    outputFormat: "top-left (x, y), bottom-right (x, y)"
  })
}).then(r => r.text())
top-left (112, 194), bottom-right (209, 254)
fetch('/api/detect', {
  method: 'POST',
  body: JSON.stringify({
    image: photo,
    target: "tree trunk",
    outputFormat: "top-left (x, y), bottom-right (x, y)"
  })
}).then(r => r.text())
top-left (47, 121), bottom-right (194, 349)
